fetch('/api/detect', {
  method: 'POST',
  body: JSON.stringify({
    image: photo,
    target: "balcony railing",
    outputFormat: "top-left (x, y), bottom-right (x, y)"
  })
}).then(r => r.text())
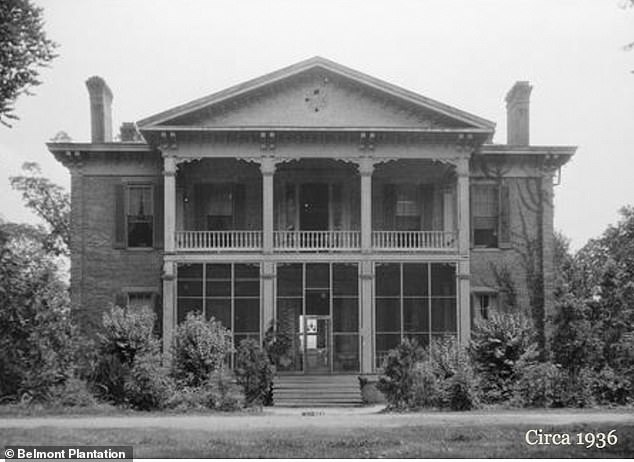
top-left (176, 231), bottom-right (262, 251)
top-left (175, 230), bottom-right (456, 251)
top-left (274, 230), bottom-right (361, 251)
top-left (372, 231), bottom-right (456, 251)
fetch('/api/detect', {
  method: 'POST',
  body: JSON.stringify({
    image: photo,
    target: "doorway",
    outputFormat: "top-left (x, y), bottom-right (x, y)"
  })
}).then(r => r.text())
top-left (300, 183), bottom-right (329, 231)
top-left (301, 315), bottom-right (330, 374)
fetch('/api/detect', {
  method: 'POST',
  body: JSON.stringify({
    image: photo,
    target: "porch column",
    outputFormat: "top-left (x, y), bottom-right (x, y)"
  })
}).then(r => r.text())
top-left (360, 261), bottom-right (374, 373)
top-left (163, 155), bottom-right (177, 253)
top-left (162, 260), bottom-right (176, 361)
top-left (261, 262), bottom-right (275, 340)
top-left (359, 158), bottom-right (374, 252)
top-left (261, 158), bottom-right (276, 254)
top-left (455, 157), bottom-right (471, 345)
top-left (162, 155), bottom-right (177, 360)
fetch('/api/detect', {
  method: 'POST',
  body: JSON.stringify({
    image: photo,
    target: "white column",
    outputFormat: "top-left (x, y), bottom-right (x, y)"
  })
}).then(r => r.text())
top-left (162, 155), bottom-right (177, 361)
top-left (162, 260), bottom-right (176, 361)
top-left (261, 158), bottom-right (276, 254)
top-left (359, 158), bottom-right (374, 253)
top-left (360, 260), bottom-right (374, 373)
top-left (455, 157), bottom-right (471, 345)
top-left (163, 155), bottom-right (177, 253)
top-left (261, 262), bottom-right (275, 340)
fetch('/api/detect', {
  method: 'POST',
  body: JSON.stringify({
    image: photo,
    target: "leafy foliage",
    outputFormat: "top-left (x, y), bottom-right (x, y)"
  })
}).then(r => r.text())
top-left (263, 320), bottom-right (294, 370)
top-left (9, 162), bottom-right (70, 255)
top-left (93, 305), bottom-right (160, 404)
top-left (234, 338), bottom-right (274, 406)
top-left (376, 338), bottom-right (426, 409)
top-left (0, 225), bottom-right (76, 401)
top-left (469, 312), bottom-right (539, 403)
top-left (0, 0), bottom-right (57, 126)
top-left (124, 350), bottom-right (173, 411)
top-left (430, 337), bottom-right (480, 411)
top-left (165, 372), bottom-right (244, 412)
top-left (172, 313), bottom-right (232, 387)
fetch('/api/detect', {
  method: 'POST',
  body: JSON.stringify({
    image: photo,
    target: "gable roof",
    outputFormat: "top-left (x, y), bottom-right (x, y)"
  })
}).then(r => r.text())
top-left (137, 56), bottom-right (495, 131)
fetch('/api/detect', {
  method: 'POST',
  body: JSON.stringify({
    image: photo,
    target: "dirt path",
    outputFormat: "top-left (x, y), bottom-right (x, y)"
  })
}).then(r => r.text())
top-left (2, 408), bottom-right (633, 431)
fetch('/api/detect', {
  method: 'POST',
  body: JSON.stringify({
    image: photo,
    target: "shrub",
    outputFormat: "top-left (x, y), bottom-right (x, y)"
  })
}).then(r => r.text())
top-left (430, 337), bottom-right (480, 411)
top-left (93, 305), bottom-right (160, 404)
top-left (410, 361), bottom-right (442, 408)
top-left (591, 366), bottom-right (632, 405)
top-left (376, 338), bottom-right (426, 409)
top-left (263, 320), bottom-right (295, 371)
top-left (172, 313), bottom-right (232, 387)
top-left (49, 377), bottom-right (97, 407)
top-left (511, 361), bottom-right (569, 408)
top-left (358, 377), bottom-right (387, 404)
top-left (469, 312), bottom-right (539, 403)
top-left (124, 350), bottom-right (174, 411)
top-left (166, 372), bottom-right (244, 412)
top-left (234, 338), bottom-right (274, 406)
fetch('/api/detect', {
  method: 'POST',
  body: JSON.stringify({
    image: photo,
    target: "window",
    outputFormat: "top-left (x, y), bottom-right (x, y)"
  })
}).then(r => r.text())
top-left (395, 184), bottom-right (420, 231)
top-left (127, 292), bottom-right (154, 311)
top-left (207, 184), bottom-right (234, 230)
top-left (127, 185), bottom-right (153, 247)
top-left (375, 263), bottom-right (457, 368)
top-left (471, 292), bottom-right (498, 323)
top-left (176, 263), bottom-right (261, 349)
top-left (472, 184), bottom-right (499, 248)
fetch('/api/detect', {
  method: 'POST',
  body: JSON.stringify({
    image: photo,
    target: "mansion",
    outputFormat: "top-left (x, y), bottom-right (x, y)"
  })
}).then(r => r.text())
top-left (48, 57), bottom-right (575, 376)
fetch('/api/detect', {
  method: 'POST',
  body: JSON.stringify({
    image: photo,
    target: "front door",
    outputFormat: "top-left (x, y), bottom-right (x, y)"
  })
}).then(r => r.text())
top-left (302, 315), bottom-right (330, 374)
top-left (300, 183), bottom-right (329, 231)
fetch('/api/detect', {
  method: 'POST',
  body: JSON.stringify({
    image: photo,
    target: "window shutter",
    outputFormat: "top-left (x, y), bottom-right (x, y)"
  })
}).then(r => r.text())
top-left (469, 185), bottom-right (474, 247)
top-left (384, 184), bottom-right (396, 229)
top-left (114, 184), bottom-right (126, 248)
top-left (154, 182), bottom-right (164, 249)
top-left (499, 182), bottom-right (511, 247)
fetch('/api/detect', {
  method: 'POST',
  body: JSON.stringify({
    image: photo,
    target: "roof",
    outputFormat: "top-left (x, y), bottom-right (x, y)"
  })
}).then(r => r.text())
top-left (137, 56), bottom-right (496, 131)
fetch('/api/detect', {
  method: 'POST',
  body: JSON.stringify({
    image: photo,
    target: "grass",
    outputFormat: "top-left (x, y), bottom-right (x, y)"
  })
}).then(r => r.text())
top-left (1, 421), bottom-right (632, 458)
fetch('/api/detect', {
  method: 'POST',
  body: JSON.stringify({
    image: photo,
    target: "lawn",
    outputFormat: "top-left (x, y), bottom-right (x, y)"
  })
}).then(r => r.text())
top-left (1, 410), bottom-right (633, 458)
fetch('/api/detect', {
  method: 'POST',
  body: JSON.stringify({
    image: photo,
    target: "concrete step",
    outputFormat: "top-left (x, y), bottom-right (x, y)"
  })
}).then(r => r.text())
top-left (273, 374), bottom-right (362, 407)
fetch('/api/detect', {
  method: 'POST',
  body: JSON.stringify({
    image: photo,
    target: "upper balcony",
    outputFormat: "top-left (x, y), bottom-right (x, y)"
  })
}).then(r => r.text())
top-left (170, 158), bottom-right (459, 253)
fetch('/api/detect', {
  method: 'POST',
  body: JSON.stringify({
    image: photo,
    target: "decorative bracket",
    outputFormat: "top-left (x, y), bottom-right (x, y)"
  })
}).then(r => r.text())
top-left (159, 131), bottom-right (178, 150)
top-left (260, 131), bottom-right (276, 151)
top-left (358, 132), bottom-right (376, 151)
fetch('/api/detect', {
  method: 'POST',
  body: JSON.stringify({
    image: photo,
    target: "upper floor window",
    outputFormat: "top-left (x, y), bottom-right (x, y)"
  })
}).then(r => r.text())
top-left (471, 182), bottom-right (510, 248)
top-left (127, 185), bottom-right (154, 248)
top-left (395, 184), bottom-right (420, 231)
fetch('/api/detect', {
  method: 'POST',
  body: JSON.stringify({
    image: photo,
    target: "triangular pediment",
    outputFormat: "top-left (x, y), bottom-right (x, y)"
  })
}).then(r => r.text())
top-left (138, 57), bottom-right (494, 131)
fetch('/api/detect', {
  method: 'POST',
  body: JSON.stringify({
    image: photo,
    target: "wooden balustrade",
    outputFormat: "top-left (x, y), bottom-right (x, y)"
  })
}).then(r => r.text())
top-left (372, 231), bottom-right (456, 250)
top-left (175, 230), bottom-right (456, 251)
top-left (273, 230), bottom-right (361, 251)
top-left (175, 231), bottom-right (262, 251)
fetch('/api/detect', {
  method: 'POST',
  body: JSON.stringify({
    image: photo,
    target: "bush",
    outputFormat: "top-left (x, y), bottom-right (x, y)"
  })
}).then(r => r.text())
top-left (49, 377), bottom-right (97, 407)
top-left (512, 361), bottom-right (570, 408)
top-left (172, 313), bottom-right (232, 387)
top-left (124, 350), bottom-right (174, 411)
top-left (93, 305), bottom-right (161, 404)
top-left (376, 338), bottom-right (426, 409)
top-left (469, 312), bottom-right (539, 403)
top-left (430, 337), bottom-right (480, 411)
top-left (166, 372), bottom-right (244, 412)
top-left (591, 366), bottom-right (632, 405)
top-left (410, 361), bottom-right (442, 408)
top-left (234, 338), bottom-right (274, 406)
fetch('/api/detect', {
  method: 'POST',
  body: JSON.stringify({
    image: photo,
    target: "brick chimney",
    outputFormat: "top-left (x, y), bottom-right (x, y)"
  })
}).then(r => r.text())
top-left (505, 81), bottom-right (532, 146)
top-left (86, 76), bottom-right (113, 142)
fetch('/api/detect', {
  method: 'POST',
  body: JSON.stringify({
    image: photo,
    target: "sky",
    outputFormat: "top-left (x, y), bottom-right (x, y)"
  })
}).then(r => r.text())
top-left (1, 0), bottom-right (633, 250)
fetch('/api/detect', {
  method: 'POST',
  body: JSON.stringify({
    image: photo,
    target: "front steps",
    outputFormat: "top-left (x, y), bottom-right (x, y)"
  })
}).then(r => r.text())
top-left (273, 374), bottom-right (363, 407)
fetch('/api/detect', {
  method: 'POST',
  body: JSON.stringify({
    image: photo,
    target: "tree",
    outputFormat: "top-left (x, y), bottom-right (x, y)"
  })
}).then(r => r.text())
top-left (0, 221), bottom-right (75, 401)
top-left (0, 0), bottom-right (57, 127)
top-left (10, 162), bottom-right (70, 256)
